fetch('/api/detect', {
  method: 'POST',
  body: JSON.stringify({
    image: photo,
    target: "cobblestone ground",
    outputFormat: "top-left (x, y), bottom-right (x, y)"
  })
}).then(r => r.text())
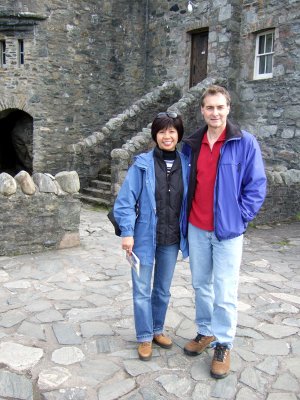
top-left (0, 204), bottom-right (299, 400)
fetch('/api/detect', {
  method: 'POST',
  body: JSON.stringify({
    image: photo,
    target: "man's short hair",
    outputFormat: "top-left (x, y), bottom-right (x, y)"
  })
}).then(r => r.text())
top-left (201, 85), bottom-right (231, 107)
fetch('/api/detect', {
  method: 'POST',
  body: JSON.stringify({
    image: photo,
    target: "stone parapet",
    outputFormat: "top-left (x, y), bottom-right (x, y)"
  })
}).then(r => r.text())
top-left (0, 171), bottom-right (81, 256)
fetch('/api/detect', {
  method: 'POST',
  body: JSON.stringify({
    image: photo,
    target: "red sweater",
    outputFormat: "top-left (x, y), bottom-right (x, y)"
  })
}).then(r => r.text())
top-left (189, 129), bottom-right (226, 231)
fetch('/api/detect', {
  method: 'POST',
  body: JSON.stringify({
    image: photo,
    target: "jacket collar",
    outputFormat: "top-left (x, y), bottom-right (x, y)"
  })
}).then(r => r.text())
top-left (133, 149), bottom-right (155, 169)
top-left (183, 119), bottom-right (242, 151)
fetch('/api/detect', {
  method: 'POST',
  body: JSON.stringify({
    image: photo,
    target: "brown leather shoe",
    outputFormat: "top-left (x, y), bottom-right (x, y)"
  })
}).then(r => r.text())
top-left (138, 342), bottom-right (152, 361)
top-left (153, 334), bottom-right (172, 349)
top-left (184, 334), bottom-right (215, 356)
top-left (210, 344), bottom-right (230, 379)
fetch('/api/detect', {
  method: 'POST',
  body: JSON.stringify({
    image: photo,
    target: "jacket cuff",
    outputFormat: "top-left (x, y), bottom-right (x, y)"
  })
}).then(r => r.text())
top-left (120, 229), bottom-right (134, 237)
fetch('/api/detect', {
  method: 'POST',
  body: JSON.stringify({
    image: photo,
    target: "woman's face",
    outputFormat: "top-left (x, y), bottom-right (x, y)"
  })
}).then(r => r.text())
top-left (156, 126), bottom-right (179, 151)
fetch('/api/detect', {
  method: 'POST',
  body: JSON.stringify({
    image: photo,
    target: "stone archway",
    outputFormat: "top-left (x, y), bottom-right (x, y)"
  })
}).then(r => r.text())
top-left (0, 109), bottom-right (33, 175)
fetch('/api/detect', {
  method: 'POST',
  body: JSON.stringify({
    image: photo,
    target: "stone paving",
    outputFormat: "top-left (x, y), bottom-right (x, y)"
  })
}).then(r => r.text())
top-left (0, 204), bottom-right (299, 400)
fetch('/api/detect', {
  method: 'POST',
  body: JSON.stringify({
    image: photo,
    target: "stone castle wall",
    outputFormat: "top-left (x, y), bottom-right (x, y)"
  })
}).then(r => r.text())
top-left (143, 1), bottom-right (299, 171)
top-left (237, 1), bottom-right (300, 171)
top-left (0, 0), bottom-right (148, 174)
top-left (0, 171), bottom-right (81, 255)
top-left (1, 0), bottom-right (299, 177)
top-left (0, 0), bottom-right (299, 225)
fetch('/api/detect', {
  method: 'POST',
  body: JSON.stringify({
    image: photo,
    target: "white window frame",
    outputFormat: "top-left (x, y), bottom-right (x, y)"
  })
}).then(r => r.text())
top-left (254, 30), bottom-right (274, 80)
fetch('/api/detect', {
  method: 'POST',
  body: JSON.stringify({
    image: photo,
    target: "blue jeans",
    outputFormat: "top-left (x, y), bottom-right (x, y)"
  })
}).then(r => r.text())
top-left (188, 223), bottom-right (243, 348)
top-left (131, 243), bottom-right (179, 342)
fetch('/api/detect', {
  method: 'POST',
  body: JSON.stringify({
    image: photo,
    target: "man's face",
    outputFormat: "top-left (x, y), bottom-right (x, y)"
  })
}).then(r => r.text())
top-left (201, 93), bottom-right (230, 131)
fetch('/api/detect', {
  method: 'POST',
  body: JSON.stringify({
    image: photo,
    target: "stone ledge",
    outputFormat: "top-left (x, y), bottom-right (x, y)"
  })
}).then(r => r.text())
top-left (0, 11), bottom-right (48, 31)
top-left (0, 11), bottom-right (48, 20)
top-left (0, 171), bottom-right (80, 197)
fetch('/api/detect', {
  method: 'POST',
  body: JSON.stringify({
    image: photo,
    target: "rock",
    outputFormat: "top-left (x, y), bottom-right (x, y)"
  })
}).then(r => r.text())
top-left (0, 342), bottom-right (43, 371)
top-left (0, 370), bottom-right (33, 399)
top-left (0, 172), bottom-right (17, 196)
top-left (55, 171), bottom-right (80, 193)
top-left (38, 366), bottom-right (72, 390)
top-left (32, 173), bottom-right (58, 193)
top-left (51, 346), bottom-right (85, 365)
top-left (14, 170), bottom-right (36, 194)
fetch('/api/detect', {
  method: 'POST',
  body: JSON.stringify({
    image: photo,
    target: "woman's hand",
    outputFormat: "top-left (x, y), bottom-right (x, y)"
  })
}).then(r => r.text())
top-left (122, 237), bottom-right (134, 255)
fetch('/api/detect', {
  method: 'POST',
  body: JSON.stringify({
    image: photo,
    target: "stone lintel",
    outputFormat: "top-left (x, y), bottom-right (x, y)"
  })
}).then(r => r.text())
top-left (0, 11), bottom-right (48, 31)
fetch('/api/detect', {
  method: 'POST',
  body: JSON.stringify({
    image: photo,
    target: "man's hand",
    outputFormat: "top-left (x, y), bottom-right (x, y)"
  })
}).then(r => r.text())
top-left (122, 237), bottom-right (134, 255)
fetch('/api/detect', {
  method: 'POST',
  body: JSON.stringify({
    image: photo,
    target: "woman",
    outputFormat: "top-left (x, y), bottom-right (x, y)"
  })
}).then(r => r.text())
top-left (113, 112), bottom-right (189, 361)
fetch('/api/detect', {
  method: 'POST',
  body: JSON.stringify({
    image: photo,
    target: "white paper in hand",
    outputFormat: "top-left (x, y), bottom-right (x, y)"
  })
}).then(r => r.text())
top-left (126, 251), bottom-right (140, 277)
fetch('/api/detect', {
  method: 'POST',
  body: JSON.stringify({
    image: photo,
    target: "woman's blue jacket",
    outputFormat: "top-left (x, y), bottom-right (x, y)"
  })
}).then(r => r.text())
top-left (113, 149), bottom-right (190, 266)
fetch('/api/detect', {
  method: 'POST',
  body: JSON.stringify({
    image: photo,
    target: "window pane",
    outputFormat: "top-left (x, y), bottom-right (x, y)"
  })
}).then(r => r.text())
top-left (265, 33), bottom-right (273, 53)
top-left (266, 54), bottom-right (273, 73)
top-left (259, 55), bottom-right (266, 74)
top-left (258, 35), bottom-right (265, 54)
top-left (19, 40), bottom-right (24, 65)
top-left (1, 41), bottom-right (6, 65)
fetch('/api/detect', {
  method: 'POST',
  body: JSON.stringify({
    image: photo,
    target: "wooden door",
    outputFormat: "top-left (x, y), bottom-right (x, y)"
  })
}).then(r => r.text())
top-left (190, 31), bottom-right (208, 87)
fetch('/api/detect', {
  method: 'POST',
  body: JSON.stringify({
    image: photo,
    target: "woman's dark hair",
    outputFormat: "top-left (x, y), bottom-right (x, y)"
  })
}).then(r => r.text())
top-left (151, 112), bottom-right (184, 143)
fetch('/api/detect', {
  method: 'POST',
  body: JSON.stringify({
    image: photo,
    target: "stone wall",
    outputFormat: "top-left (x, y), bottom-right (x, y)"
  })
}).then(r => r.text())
top-left (237, 1), bottom-right (300, 171)
top-left (0, 0), bottom-right (299, 224)
top-left (68, 81), bottom-right (182, 187)
top-left (145, 1), bottom-right (242, 92)
top-left (1, 0), bottom-right (299, 175)
top-left (0, 0), bottom-right (148, 174)
top-left (255, 169), bottom-right (300, 225)
top-left (143, 1), bottom-right (299, 171)
top-left (0, 171), bottom-right (81, 256)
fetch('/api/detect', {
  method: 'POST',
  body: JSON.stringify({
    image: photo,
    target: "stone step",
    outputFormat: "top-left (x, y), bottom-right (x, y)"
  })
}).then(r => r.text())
top-left (82, 187), bottom-right (111, 201)
top-left (98, 173), bottom-right (111, 183)
top-left (90, 180), bottom-right (111, 190)
top-left (79, 194), bottom-right (111, 207)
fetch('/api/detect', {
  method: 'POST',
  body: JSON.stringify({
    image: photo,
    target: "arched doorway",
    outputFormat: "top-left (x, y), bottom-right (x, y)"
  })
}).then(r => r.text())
top-left (0, 109), bottom-right (33, 175)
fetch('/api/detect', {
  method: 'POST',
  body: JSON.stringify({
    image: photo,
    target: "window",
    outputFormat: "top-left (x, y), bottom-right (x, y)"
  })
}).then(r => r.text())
top-left (254, 30), bottom-right (274, 79)
top-left (18, 39), bottom-right (24, 65)
top-left (0, 40), bottom-right (6, 66)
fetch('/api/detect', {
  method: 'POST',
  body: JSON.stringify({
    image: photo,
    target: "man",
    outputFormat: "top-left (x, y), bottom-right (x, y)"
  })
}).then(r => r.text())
top-left (182, 85), bottom-right (266, 379)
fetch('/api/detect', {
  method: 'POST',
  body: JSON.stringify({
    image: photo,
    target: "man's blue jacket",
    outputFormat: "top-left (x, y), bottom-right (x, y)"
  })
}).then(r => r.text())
top-left (113, 149), bottom-right (190, 266)
top-left (182, 120), bottom-right (267, 240)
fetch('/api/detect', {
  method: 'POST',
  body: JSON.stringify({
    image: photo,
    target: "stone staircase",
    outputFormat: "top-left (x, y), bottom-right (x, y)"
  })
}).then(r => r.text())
top-left (78, 78), bottom-right (222, 208)
top-left (80, 172), bottom-right (112, 207)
